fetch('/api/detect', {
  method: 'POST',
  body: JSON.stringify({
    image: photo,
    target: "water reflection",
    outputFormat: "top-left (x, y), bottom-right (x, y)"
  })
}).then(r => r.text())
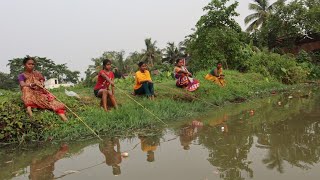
top-left (179, 120), bottom-right (203, 150)
top-left (139, 135), bottom-right (160, 162)
top-left (1, 89), bottom-right (319, 180)
top-left (99, 138), bottom-right (122, 175)
top-left (29, 143), bottom-right (68, 180)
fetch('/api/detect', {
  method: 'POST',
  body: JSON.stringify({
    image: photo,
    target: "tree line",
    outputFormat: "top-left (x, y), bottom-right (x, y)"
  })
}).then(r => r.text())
top-left (1, 0), bottom-right (319, 90)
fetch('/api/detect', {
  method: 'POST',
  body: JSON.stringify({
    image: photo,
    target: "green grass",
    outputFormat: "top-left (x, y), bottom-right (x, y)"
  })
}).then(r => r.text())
top-left (0, 70), bottom-right (289, 143)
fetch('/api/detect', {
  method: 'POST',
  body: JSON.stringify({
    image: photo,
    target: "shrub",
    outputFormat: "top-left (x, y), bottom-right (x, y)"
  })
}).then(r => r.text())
top-left (246, 51), bottom-right (310, 84)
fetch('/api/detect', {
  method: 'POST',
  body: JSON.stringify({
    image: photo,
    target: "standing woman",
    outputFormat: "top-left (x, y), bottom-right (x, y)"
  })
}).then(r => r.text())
top-left (133, 62), bottom-right (155, 100)
top-left (93, 59), bottom-right (117, 112)
top-left (174, 58), bottom-right (200, 92)
top-left (18, 56), bottom-right (67, 121)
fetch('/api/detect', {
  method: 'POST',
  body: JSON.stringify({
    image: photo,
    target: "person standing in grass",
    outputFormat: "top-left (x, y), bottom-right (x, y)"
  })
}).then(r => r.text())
top-left (174, 58), bottom-right (200, 92)
top-left (94, 59), bottom-right (117, 111)
top-left (133, 62), bottom-right (155, 100)
top-left (205, 62), bottom-right (226, 87)
top-left (18, 56), bottom-right (67, 121)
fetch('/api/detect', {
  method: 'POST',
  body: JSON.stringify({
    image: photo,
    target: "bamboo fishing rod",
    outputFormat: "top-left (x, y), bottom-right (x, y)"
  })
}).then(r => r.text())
top-left (38, 85), bottom-right (103, 141)
top-left (114, 86), bottom-right (168, 126)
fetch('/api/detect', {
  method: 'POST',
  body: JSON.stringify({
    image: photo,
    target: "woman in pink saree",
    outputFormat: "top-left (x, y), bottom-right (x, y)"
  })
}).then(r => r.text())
top-left (18, 56), bottom-right (67, 121)
top-left (174, 58), bottom-right (200, 92)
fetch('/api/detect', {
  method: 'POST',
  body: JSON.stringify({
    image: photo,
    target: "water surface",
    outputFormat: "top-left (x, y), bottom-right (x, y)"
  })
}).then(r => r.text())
top-left (1, 88), bottom-right (319, 180)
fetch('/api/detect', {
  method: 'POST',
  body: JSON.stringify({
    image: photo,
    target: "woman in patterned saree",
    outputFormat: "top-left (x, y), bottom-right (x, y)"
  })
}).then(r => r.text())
top-left (18, 56), bottom-right (67, 121)
top-left (174, 58), bottom-right (200, 92)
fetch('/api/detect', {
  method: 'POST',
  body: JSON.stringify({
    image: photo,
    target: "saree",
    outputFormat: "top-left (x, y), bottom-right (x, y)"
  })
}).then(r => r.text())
top-left (19, 71), bottom-right (66, 114)
top-left (174, 66), bottom-right (199, 92)
top-left (205, 67), bottom-right (226, 87)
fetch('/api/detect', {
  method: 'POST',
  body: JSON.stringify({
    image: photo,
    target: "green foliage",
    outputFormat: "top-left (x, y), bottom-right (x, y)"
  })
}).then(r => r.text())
top-left (297, 50), bottom-right (320, 79)
top-left (253, 0), bottom-right (320, 49)
top-left (7, 56), bottom-right (80, 85)
top-left (142, 38), bottom-right (162, 67)
top-left (186, 0), bottom-right (245, 72)
top-left (162, 42), bottom-right (185, 64)
top-left (0, 72), bottom-right (17, 90)
top-left (244, 0), bottom-right (285, 32)
top-left (0, 94), bottom-right (54, 142)
top-left (246, 51), bottom-right (310, 84)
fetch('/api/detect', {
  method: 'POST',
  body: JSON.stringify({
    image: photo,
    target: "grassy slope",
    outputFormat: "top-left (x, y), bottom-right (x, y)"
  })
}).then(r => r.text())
top-left (0, 70), bottom-right (287, 142)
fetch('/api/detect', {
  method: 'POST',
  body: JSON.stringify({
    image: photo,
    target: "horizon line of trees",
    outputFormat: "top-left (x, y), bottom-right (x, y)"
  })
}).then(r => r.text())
top-left (1, 0), bottom-right (319, 90)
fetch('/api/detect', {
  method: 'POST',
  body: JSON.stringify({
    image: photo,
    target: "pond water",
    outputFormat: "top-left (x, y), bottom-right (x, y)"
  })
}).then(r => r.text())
top-left (1, 88), bottom-right (319, 180)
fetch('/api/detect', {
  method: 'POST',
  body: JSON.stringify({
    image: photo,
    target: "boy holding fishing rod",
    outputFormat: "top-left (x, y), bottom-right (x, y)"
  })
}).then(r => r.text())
top-left (94, 59), bottom-right (118, 112)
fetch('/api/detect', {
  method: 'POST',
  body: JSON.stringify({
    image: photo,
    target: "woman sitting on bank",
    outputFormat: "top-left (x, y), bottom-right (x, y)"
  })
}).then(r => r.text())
top-left (174, 58), bottom-right (200, 92)
top-left (18, 56), bottom-right (67, 121)
top-left (133, 62), bottom-right (155, 100)
top-left (93, 59), bottom-right (117, 112)
top-left (205, 62), bottom-right (226, 87)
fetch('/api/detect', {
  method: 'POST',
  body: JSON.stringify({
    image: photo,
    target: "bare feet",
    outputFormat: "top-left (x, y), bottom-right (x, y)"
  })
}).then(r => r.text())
top-left (27, 106), bottom-right (33, 117)
top-left (58, 114), bottom-right (68, 122)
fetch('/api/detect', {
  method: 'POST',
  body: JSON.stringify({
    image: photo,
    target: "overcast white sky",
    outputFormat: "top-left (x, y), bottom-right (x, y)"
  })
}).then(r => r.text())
top-left (0, 0), bottom-right (276, 76)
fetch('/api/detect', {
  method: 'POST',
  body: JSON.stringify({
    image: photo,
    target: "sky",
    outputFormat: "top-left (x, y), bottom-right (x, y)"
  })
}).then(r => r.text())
top-left (0, 0), bottom-right (277, 76)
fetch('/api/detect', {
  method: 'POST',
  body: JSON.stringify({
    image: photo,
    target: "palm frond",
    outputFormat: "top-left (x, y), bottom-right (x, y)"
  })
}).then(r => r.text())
top-left (246, 19), bottom-right (260, 32)
top-left (244, 13), bottom-right (260, 25)
top-left (248, 3), bottom-right (263, 11)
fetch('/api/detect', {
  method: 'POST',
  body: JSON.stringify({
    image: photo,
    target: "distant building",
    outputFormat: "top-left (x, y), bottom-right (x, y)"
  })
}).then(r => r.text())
top-left (44, 78), bottom-right (74, 89)
top-left (274, 33), bottom-right (320, 54)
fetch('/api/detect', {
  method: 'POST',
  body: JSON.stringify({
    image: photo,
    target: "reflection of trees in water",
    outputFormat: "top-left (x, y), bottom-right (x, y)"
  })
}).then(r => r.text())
top-left (198, 121), bottom-right (254, 180)
top-left (257, 117), bottom-right (320, 173)
top-left (197, 91), bottom-right (320, 178)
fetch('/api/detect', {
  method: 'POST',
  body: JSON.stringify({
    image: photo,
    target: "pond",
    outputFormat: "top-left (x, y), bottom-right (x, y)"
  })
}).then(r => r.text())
top-left (1, 88), bottom-right (319, 180)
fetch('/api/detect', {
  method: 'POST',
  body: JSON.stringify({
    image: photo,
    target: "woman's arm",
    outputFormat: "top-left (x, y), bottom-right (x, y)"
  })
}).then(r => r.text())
top-left (100, 73), bottom-right (115, 86)
top-left (19, 81), bottom-right (36, 88)
top-left (213, 69), bottom-right (220, 77)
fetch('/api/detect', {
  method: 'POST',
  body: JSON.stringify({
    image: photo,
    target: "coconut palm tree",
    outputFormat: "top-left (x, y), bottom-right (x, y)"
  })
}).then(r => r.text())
top-left (142, 38), bottom-right (161, 67)
top-left (163, 42), bottom-right (184, 64)
top-left (245, 0), bottom-right (286, 32)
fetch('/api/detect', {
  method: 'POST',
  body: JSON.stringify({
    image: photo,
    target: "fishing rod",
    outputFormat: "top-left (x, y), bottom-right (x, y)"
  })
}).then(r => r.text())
top-left (37, 85), bottom-right (103, 141)
top-left (114, 86), bottom-right (168, 126)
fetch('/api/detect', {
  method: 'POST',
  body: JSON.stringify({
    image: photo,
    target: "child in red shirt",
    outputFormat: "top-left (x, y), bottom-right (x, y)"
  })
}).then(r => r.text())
top-left (94, 59), bottom-right (117, 111)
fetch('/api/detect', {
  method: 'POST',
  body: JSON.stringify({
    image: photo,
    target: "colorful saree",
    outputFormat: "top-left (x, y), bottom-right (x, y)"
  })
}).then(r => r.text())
top-left (18, 71), bottom-right (66, 114)
top-left (205, 67), bottom-right (226, 87)
top-left (174, 66), bottom-right (200, 92)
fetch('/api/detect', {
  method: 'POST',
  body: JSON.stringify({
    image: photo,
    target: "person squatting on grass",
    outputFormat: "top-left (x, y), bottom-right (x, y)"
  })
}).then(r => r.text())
top-left (205, 62), bottom-right (226, 87)
top-left (18, 56), bottom-right (67, 121)
top-left (93, 59), bottom-right (118, 112)
top-left (133, 62), bottom-right (155, 100)
top-left (174, 58), bottom-right (200, 92)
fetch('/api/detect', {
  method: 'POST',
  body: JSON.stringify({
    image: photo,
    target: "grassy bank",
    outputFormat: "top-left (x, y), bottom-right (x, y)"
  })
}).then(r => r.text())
top-left (0, 70), bottom-right (288, 143)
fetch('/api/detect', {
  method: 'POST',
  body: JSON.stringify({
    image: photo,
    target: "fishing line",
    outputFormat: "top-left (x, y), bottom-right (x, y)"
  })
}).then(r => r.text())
top-left (114, 86), bottom-right (168, 126)
top-left (38, 85), bottom-right (103, 141)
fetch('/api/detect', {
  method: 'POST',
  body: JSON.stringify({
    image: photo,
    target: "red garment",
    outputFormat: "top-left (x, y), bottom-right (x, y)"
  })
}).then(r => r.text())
top-left (19, 71), bottom-right (66, 115)
top-left (94, 70), bottom-right (114, 90)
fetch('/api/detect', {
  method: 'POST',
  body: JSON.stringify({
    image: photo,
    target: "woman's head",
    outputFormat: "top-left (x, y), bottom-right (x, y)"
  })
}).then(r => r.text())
top-left (23, 56), bottom-right (36, 71)
top-left (102, 59), bottom-right (112, 70)
top-left (217, 62), bottom-right (222, 69)
top-left (176, 58), bottom-right (184, 67)
top-left (138, 61), bottom-right (147, 72)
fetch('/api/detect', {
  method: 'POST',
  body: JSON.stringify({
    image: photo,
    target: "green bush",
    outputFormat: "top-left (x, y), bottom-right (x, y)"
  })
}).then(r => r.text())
top-left (246, 51), bottom-right (310, 84)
